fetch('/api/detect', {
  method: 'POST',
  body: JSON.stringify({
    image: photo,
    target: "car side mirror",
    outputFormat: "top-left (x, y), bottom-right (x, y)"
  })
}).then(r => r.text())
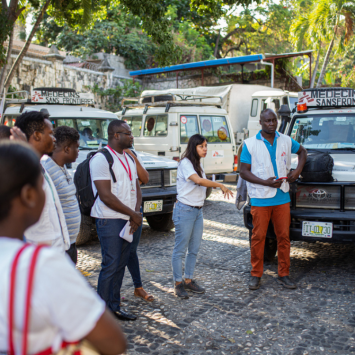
top-left (278, 104), bottom-right (291, 134)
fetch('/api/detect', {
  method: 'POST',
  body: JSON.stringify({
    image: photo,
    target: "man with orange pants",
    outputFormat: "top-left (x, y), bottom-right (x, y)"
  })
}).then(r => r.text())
top-left (240, 109), bottom-right (307, 290)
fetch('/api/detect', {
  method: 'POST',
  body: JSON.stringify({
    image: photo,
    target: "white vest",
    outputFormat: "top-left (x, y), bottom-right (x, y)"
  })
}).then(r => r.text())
top-left (244, 132), bottom-right (292, 199)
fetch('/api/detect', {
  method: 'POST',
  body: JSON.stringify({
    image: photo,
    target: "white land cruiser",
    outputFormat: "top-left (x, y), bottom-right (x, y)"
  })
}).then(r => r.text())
top-left (116, 93), bottom-right (238, 184)
top-left (244, 87), bottom-right (355, 260)
top-left (1, 88), bottom-right (178, 245)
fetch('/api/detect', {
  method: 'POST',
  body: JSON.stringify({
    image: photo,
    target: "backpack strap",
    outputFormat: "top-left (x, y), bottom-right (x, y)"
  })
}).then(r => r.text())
top-left (8, 244), bottom-right (46, 355)
top-left (99, 149), bottom-right (117, 183)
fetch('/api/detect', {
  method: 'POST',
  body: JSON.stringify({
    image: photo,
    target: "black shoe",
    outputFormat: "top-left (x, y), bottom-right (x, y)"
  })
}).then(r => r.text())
top-left (174, 282), bottom-right (189, 299)
top-left (249, 276), bottom-right (261, 290)
top-left (278, 276), bottom-right (297, 289)
top-left (183, 279), bottom-right (205, 294)
top-left (112, 309), bottom-right (137, 321)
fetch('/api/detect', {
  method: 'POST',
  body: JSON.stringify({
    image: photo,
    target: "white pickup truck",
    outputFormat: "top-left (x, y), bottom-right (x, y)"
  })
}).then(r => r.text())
top-left (244, 87), bottom-right (355, 260)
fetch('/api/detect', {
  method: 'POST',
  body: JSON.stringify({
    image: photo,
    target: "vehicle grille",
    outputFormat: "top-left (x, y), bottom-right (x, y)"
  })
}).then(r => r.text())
top-left (143, 170), bottom-right (163, 188)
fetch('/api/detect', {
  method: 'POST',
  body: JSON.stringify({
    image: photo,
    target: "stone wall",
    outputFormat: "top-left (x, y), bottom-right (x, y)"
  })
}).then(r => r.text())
top-left (141, 73), bottom-right (288, 91)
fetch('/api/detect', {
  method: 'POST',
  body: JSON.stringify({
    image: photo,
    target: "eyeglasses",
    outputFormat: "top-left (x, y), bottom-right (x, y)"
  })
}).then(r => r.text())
top-left (115, 131), bottom-right (133, 136)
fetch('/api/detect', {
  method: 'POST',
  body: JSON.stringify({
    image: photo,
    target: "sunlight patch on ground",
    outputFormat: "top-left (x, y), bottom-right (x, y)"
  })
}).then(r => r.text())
top-left (203, 232), bottom-right (249, 247)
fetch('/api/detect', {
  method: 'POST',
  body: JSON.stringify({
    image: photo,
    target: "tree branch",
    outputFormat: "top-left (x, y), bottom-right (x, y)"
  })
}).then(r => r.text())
top-left (223, 43), bottom-right (245, 57)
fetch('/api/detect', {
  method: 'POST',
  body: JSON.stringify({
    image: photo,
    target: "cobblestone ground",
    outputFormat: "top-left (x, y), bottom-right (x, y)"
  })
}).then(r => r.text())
top-left (77, 183), bottom-right (355, 355)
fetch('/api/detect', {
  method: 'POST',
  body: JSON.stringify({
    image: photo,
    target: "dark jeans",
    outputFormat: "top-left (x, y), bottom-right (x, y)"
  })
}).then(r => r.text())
top-left (96, 218), bottom-right (131, 312)
top-left (66, 242), bottom-right (77, 265)
top-left (127, 208), bottom-right (143, 288)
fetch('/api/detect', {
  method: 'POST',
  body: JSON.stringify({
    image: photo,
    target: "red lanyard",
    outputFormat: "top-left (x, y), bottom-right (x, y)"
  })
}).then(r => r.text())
top-left (107, 145), bottom-right (132, 181)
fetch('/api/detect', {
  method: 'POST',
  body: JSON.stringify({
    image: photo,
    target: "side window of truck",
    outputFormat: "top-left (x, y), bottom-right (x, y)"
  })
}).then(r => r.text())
top-left (123, 116), bottom-right (142, 137)
top-left (200, 115), bottom-right (231, 143)
top-left (180, 115), bottom-right (199, 143)
top-left (250, 99), bottom-right (258, 117)
top-left (143, 115), bottom-right (168, 137)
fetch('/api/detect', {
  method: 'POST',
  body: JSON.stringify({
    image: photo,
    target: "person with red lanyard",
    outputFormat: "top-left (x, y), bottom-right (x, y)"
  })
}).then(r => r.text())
top-left (0, 140), bottom-right (126, 354)
top-left (90, 120), bottom-right (142, 321)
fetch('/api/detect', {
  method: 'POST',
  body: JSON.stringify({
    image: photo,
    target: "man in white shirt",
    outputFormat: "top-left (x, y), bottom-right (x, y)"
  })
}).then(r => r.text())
top-left (15, 111), bottom-right (70, 252)
top-left (90, 120), bottom-right (142, 321)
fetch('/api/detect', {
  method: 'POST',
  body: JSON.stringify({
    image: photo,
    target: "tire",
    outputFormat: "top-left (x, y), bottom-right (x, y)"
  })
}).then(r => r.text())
top-left (248, 230), bottom-right (278, 262)
top-left (206, 187), bottom-right (213, 199)
top-left (76, 214), bottom-right (97, 246)
top-left (146, 213), bottom-right (174, 231)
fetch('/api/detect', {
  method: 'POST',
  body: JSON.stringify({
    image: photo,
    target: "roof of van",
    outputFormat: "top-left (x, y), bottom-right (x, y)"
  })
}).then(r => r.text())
top-left (116, 106), bottom-right (228, 116)
top-left (251, 90), bottom-right (298, 97)
top-left (4, 105), bottom-right (117, 119)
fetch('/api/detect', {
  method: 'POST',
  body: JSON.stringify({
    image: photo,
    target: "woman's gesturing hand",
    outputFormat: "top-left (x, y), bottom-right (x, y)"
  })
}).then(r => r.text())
top-left (220, 185), bottom-right (234, 199)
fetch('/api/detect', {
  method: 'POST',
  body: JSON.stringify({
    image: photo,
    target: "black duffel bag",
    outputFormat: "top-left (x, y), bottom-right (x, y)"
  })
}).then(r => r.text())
top-left (300, 151), bottom-right (334, 182)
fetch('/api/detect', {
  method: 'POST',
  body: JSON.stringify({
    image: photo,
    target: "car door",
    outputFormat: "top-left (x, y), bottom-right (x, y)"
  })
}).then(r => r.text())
top-left (199, 114), bottom-right (234, 174)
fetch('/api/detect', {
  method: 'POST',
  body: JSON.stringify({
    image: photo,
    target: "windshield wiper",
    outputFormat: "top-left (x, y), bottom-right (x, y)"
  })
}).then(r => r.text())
top-left (333, 147), bottom-right (355, 151)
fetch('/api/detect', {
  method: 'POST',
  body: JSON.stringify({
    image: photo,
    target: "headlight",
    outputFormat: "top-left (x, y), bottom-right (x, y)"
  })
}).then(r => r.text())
top-left (170, 169), bottom-right (177, 185)
top-left (296, 185), bottom-right (340, 209)
top-left (345, 186), bottom-right (355, 210)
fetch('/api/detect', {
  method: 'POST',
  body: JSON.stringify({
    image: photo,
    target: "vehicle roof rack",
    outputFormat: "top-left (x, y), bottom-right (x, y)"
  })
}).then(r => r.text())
top-left (0, 90), bottom-right (31, 104)
top-left (121, 93), bottom-right (223, 114)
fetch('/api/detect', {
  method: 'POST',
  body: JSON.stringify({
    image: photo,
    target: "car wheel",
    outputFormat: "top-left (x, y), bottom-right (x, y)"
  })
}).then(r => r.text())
top-left (146, 213), bottom-right (174, 231)
top-left (76, 215), bottom-right (97, 246)
top-left (206, 187), bottom-right (213, 199)
top-left (248, 230), bottom-right (277, 262)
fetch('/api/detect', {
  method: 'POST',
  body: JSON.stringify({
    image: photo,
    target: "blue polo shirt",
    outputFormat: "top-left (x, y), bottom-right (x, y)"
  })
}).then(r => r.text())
top-left (240, 131), bottom-right (300, 207)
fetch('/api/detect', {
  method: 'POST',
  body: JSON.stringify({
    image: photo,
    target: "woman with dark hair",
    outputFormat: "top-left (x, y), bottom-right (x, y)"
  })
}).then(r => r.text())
top-left (0, 141), bottom-right (126, 354)
top-left (172, 134), bottom-right (233, 299)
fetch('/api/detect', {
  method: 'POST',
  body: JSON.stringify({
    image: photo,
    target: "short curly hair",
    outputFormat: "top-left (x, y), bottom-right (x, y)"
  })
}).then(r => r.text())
top-left (15, 111), bottom-right (46, 140)
top-left (54, 126), bottom-right (80, 147)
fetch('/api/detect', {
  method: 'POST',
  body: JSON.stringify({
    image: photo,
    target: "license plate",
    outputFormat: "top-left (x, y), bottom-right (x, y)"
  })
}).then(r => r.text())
top-left (144, 200), bottom-right (163, 213)
top-left (302, 221), bottom-right (333, 238)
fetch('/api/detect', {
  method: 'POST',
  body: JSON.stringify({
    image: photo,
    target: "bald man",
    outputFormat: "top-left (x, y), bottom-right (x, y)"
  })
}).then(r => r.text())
top-left (240, 109), bottom-right (307, 290)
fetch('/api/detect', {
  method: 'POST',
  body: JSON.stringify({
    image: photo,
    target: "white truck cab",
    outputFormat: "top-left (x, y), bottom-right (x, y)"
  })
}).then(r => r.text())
top-left (116, 93), bottom-right (237, 182)
top-left (247, 90), bottom-right (298, 138)
top-left (1, 88), bottom-right (179, 243)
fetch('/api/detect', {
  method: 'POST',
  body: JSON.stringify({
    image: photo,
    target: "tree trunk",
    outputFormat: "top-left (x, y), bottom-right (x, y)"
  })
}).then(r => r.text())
top-left (4, 0), bottom-right (50, 91)
top-left (310, 42), bottom-right (321, 89)
top-left (0, 27), bottom-right (14, 94)
top-left (316, 38), bottom-right (334, 88)
top-left (214, 30), bottom-right (221, 58)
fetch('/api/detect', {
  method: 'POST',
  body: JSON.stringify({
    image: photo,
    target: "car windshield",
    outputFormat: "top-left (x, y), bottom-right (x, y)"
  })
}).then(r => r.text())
top-left (53, 118), bottom-right (114, 149)
top-left (290, 114), bottom-right (355, 149)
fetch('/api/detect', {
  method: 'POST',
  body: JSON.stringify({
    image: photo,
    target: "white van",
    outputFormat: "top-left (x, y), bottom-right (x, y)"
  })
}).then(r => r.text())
top-left (116, 93), bottom-right (237, 181)
top-left (247, 90), bottom-right (298, 138)
top-left (1, 88), bottom-right (179, 243)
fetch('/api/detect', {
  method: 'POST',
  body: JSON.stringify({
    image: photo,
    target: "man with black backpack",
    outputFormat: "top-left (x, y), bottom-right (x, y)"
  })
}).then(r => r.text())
top-left (87, 120), bottom-right (142, 321)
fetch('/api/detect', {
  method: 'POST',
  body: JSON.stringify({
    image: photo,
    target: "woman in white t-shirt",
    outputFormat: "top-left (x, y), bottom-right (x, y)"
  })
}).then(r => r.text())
top-left (0, 141), bottom-right (126, 355)
top-left (172, 134), bottom-right (233, 299)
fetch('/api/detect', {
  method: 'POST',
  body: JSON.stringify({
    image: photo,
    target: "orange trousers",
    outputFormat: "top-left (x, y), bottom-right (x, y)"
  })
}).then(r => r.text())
top-left (250, 203), bottom-right (291, 278)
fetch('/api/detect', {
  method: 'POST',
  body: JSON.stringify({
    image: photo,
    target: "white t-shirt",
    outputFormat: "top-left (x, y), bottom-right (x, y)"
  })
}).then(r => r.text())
top-left (177, 158), bottom-right (207, 207)
top-left (0, 237), bottom-right (105, 354)
top-left (24, 164), bottom-right (70, 252)
top-left (90, 147), bottom-right (138, 220)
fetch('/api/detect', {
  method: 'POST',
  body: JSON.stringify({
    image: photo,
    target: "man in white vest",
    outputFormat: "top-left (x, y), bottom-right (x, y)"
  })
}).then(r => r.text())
top-left (240, 109), bottom-right (307, 290)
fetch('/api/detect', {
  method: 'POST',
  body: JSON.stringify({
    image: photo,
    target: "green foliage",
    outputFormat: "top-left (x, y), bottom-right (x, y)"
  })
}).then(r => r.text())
top-left (86, 80), bottom-right (142, 112)
top-left (0, 9), bottom-right (11, 67)
top-left (341, 68), bottom-right (355, 89)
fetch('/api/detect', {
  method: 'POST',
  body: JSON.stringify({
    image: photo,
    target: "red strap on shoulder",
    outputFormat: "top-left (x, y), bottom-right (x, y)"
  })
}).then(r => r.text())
top-left (8, 244), bottom-right (46, 355)
top-left (8, 244), bottom-right (31, 355)
top-left (22, 245), bottom-right (46, 355)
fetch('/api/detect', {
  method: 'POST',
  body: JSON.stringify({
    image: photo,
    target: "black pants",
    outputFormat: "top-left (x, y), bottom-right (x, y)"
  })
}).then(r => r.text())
top-left (66, 243), bottom-right (78, 265)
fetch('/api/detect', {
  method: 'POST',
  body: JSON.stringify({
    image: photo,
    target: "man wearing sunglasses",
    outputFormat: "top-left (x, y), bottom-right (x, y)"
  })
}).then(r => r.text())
top-left (90, 120), bottom-right (142, 321)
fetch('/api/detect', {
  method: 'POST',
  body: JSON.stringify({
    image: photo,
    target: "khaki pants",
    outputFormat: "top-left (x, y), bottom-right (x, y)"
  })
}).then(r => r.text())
top-left (250, 203), bottom-right (291, 277)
